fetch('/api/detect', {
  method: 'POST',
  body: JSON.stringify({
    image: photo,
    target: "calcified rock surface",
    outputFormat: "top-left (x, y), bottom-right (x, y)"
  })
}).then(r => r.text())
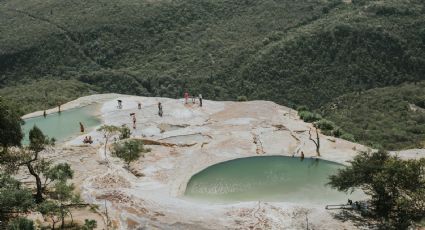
top-left (28, 94), bottom-right (424, 230)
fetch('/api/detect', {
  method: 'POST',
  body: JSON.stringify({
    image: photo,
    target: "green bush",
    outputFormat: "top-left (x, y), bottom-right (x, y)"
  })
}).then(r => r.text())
top-left (314, 119), bottom-right (336, 131)
top-left (296, 105), bottom-right (309, 112)
top-left (119, 125), bottom-right (131, 140)
top-left (82, 219), bottom-right (97, 230)
top-left (112, 139), bottom-right (150, 167)
top-left (340, 132), bottom-right (355, 142)
top-left (7, 217), bottom-right (34, 230)
top-left (237, 96), bottom-right (247, 102)
top-left (299, 111), bottom-right (322, 123)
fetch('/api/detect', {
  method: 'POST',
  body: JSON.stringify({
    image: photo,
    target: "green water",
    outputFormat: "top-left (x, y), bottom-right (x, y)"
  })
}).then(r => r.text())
top-left (22, 105), bottom-right (101, 144)
top-left (185, 156), bottom-right (364, 204)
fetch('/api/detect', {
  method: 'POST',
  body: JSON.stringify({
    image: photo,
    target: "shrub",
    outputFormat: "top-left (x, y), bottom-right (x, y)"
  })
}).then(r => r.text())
top-left (296, 105), bottom-right (309, 112)
top-left (331, 127), bottom-right (344, 137)
top-left (315, 119), bottom-right (336, 131)
top-left (299, 111), bottom-right (322, 123)
top-left (340, 132), bottom-right (355, 142)
top-left (83, 219), bottom-right (97, 230)
top-left (237, 96), bottom-right (247, 101)
top-left (7, 217), bottom-right (34, 230)
top-left (112, 139), bottom-right (150, 168)
top-left (119, 125), bottom-right (131, 140)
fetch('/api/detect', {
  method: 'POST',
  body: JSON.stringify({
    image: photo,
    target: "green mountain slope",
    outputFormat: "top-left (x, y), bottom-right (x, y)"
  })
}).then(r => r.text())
top-left (321, 81), bottom-right (425, 150)
top-left (0, 0), bottom-right (424, 149)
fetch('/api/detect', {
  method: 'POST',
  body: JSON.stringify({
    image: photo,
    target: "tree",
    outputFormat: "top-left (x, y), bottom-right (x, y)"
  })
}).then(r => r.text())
top-left (308, 128), bottom-right (320, 157)
top-left (328, 150), bottom-right (425, 229)
top-left (0, 174), bottom-right (33, 221)
top-left (17, 126), bottom-right (55, 203)
top-left (0, 98), bottom-right (23, 151)
top-left (111, 139), bottom-right (150, 169)
top-left (97, 125), bottom-right (131, 161)
top-left (6, 217), bottom-right (34, 230)
top-left (97, 125), bottom-right (122, 161)
top-left (38, 200), bottom-right (61, 230)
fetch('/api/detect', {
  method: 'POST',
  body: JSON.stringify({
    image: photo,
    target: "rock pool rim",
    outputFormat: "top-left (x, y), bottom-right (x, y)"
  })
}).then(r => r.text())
top-left (22, 102), bottom-right (102, 119)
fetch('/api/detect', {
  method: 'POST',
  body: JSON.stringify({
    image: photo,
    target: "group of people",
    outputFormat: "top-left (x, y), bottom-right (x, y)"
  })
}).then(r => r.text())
top-left (184, 92), bottom-right (203, 107)
top-left (128, 101), bottom-right (162, 130)
top-left (83, 136), bottom-right (93, 144)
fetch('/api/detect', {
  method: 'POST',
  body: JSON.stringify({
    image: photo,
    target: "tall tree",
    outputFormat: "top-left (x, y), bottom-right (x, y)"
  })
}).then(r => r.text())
top-left (0, 98), bottom-right (23, 150)
top-left (328, 150), bottom-right (425, 229)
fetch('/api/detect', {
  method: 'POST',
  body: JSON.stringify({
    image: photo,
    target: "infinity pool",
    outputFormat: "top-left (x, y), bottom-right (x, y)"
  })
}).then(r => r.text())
top-left (22, 104), bottom-right (101, 144)
top-left (185, 156), bottom-right (363, 204)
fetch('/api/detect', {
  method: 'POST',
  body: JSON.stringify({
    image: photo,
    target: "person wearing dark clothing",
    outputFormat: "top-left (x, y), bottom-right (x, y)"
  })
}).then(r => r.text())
top-left (158, 102), bottom-right (163, 117)
top-left (138, 102), bottom-right (142, 110)
top-left (79, 122), bottom-right (85, 133)
top-left (199, 94), bottom-right (203, 107)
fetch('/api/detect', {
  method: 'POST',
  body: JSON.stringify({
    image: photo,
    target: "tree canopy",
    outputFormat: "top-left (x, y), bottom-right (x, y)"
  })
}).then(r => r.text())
top-left (328, 150), bottom-right (425, 229)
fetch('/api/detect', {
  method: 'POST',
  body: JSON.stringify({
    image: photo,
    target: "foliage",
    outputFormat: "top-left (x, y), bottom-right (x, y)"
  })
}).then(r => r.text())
top-left (0, 97), bottom-right (23, 148)
top-left (37, 200), bottom-right (62, 229)
top-left (0, 80), bottom-right (98, 115)
top-left (119, 125), bottom-right (131, 140)
top-left (236, 96), bottom-right (247, 102)
top-left (321, 81), bottom-right (425, 150)
top-left (82, 219), bottom-right (97, 230)
top-left (0, 0), bottom-right (424, 151)
top-left (112, 139), bottom-right (150, 167)
top-left (328, 150), bottom-right (425, 229)
top-left (296, 105), bottom-right (309, 112)
top-left (44, 163), bottom-right (74, 183)
top-left (6, 217), bottom-right (35, 230)
top-left (97, 125), bottom-right (128, 160)
top-left (314, 119), bottom-right (336, 131)
top-left (0, 174), bottom-right (34, 220)
top-left (299, 111), bottom-right (322, 123)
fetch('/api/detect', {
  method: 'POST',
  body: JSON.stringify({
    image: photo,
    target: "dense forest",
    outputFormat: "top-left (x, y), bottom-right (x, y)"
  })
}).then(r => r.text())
top-left (0, 0), bottom-right (424, 149)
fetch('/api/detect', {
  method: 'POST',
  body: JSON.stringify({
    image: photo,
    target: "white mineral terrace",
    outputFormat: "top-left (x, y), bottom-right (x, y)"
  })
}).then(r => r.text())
top-left (26, 94), bottom-right (425, 229)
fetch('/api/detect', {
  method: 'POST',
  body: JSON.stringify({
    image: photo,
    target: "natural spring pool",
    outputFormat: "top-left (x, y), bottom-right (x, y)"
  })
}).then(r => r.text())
top-left (185, 156), bottom-right (364, 204)
top-left (22, 104), bottom-right (101, 144)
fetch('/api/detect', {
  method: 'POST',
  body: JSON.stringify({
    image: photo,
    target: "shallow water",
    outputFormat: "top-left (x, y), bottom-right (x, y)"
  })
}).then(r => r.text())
top-left (185, 156), bottom-right (364, 204)
top-left (22, 104), bottom-right (101, 144)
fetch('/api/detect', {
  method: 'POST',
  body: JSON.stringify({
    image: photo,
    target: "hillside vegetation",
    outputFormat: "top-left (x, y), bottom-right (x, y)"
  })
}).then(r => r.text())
top-left (0, 0), bottom-right (424, 149)
top-left (321, 82), bottom-right (425, 150)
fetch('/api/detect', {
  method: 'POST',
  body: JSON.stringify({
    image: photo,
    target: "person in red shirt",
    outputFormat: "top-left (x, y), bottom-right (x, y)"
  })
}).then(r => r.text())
top-left (184, 91), bottom-right (189, 104)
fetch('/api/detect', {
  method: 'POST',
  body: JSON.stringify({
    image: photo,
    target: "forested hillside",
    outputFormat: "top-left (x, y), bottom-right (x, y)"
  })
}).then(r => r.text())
top-left (0, 0), bottom-right (424, 149)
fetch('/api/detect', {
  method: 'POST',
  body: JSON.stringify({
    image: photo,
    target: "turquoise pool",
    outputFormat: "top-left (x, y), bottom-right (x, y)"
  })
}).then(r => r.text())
top-left (185, 156), bottom-right (364, 204)
top-left (22, 104), bottom-right (101, 144)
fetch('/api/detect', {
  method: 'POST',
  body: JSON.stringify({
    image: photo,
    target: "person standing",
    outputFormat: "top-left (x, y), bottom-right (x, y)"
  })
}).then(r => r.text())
top-left (79, 122), bottom-right (85, 133)
top-left (199, 94), bottom-right (203, 107)
top-left (158, 102), bottom-right (163, 117)
top-left (184, 91), bottom-right (189, 104)
top-left (138, 102), bottom-right (142, 110)
top-left (132, 114), bottom-right (137, 129)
